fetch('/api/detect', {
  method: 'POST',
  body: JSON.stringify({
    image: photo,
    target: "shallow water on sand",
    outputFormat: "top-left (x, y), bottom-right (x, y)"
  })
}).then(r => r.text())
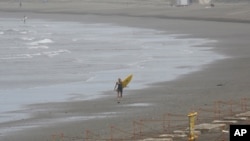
top-left (0, 17), bottom-right (224, 124)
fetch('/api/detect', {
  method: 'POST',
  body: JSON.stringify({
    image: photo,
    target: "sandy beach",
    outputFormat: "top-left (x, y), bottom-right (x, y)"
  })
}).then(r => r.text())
top-left (1, 0), bottom-right (250, 141)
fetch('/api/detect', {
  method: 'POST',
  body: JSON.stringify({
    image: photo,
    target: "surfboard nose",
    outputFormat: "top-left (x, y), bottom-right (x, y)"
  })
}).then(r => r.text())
top-left (122, 74), bottom-right (133, 88)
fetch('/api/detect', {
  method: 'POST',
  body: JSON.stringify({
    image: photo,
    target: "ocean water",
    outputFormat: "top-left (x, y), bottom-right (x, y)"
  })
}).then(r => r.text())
top-left (0, 17), bottom-right (224, 124)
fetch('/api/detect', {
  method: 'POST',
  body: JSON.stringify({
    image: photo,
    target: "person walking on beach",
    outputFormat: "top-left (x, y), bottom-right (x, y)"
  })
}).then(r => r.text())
top-left (23, 15), bottom-right (27, 24)
top-left (19, 0), bottom-right (22, 7)
top-left (114, 78), bottom-right (123, 103)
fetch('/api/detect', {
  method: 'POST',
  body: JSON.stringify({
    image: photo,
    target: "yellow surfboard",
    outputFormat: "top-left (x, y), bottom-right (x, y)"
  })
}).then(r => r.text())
top-left (122, 74), bottom-right (133, 88)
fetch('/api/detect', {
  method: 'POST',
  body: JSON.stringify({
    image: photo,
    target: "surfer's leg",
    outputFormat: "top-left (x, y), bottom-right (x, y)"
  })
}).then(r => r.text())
top-left (117, 91), bottom-right (120, 102)
top-left (117, 88), bottom-right (121, 98)
top-left (117, 89), bottom-right (122, 103)
top-left (117, 92), bottom-right (120, 103)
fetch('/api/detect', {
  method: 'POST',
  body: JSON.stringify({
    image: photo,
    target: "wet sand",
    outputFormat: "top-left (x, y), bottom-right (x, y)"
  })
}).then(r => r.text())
top-left (1, 1), bottom-right (250, 141)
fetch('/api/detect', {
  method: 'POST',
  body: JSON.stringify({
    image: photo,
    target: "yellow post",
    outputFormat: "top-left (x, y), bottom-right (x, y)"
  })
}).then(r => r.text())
top-left (188, 112), bottom-right (198, 141)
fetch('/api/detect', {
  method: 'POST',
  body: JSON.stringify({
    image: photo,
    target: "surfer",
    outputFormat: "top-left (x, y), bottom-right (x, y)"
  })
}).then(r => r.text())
top-left (114, 78), bottom-right (123, 103)
top-left (23, 15), bottom-right (27, 24)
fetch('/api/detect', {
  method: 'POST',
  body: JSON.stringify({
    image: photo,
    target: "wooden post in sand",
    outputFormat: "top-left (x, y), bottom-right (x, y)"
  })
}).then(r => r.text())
top-left (241, 98), bottom-right (248, 112)
top-left (188, 112), bottom-right (198, 141)
top-left (110, 125), bottom-right (114, 141)
top-left (85, 130), bottom-right (90, 141)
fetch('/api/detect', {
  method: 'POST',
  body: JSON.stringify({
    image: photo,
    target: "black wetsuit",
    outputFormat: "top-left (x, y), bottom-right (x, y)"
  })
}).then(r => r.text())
top-left (117, 82), bottom-right (123, 97)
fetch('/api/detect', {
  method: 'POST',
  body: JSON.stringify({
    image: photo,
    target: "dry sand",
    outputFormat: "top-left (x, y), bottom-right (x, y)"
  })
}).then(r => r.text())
top-left (0, 1), bottom-right (250, 141)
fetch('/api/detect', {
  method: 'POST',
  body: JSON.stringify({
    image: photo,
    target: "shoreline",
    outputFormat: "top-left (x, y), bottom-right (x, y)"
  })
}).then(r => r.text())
top-left (1, 1), bottom-right (250, 141)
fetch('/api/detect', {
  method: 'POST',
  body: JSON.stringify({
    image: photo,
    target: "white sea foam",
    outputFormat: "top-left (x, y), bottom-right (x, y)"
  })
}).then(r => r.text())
top-left (0, 53), bottom-right (44, 60)
top-left (21, 37), bottom-right (35, 41)
top-left (42, 49), bottom-right (71, 57)
top-left (28, 45), bottom-right (49, 49)
top-left (0, 54), bottom-right (33, 60)
top-left (52, 112), bottom-right (117, 123)
top-left (20, 31), bottom-right (28, 34)
top-left (28, 38), bottom-right (54, 46)
top-left (122, 103), bottom-right (152, 107)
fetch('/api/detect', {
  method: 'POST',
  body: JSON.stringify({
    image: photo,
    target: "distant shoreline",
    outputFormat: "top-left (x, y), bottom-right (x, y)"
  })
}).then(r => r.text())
top-left (1, 2), bottom-right (250, 24)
